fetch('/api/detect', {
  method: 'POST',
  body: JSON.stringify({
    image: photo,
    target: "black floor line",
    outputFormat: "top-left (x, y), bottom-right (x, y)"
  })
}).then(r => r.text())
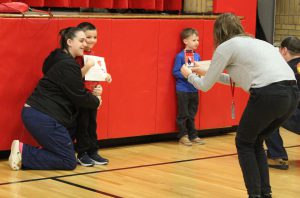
top-left (0, 144), bottom-right (299, 194)
top-left (53, 178), bottom-right (123, 198)
top-left (0, 152), bottom-right (238, 186)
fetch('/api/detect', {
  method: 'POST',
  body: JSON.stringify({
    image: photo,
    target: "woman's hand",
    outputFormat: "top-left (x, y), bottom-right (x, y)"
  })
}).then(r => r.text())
top-left (180, 64), bottom-right (192, 78)
top-left (105, 73), bottom-right (112, 83)
top-left (191, 67), bottom-right (207, 76)
top-left (93, 85), bottom-right (103, 108)
top-left (193, 61), bottom-right (209, 76)
top-left (92, 85), bottom-right (103, 96)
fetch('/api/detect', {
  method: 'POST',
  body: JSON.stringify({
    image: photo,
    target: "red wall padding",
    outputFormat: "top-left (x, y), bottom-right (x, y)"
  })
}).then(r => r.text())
top-left (164, 0), bottom-right (182, 11)
top-left (0, 0), bottom-right (258, 149)
top-left (108, 19), bottom-right (159, 138)
top-left (0, 17), bottom-right (250, 151)
top-left (0, 17), bottom-right (240, 150)
top-left (113, 0), bottom-right (128, 9)
top-left (44, 0), bottom-right (69, 7)
top-left (128, 0), bottom-right (155, 10)
top-left (69, 0), bottom-right (89, 8)
top-left (0, 18), bottom-right (60, 150)
top-left (89, 0), bottom-right (113, 8)
top-left (11, 0), bottom-right (182, 10)
top-left (155, 0), bottom-right (163, 11)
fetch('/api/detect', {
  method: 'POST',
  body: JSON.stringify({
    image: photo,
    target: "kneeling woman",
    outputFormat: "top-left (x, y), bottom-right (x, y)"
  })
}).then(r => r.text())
top-left (9, 27), bottom-right (101, 170)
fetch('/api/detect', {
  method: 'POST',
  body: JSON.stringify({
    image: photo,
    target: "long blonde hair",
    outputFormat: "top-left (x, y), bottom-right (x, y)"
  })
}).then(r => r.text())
top-left (213, 13), bottom-right (247, 47)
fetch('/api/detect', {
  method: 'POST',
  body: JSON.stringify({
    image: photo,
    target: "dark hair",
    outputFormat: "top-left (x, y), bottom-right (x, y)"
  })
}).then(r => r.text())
top-left (280, 36), bottom-right (300, 55)
top-left (180, 28), bottom-right (198, 41)
top-left (59, 27), bottom-right (82, 53)
top-left (213, 13), bottom-right (247, 47)
top-left (77, 22), bottom-right (96, 31)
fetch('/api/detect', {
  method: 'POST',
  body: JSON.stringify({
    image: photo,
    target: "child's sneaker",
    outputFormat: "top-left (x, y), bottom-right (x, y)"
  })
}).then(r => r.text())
top-left (89, 152), bottom-right (109, 165)
top-left (9, 140), bottom-right (22, 171)
top-left (77, 152), bottom-right (95, 167)
top-left (191, 137), bottom-right (205, 145)
top-left (179, 135), bottom-right (192, 146)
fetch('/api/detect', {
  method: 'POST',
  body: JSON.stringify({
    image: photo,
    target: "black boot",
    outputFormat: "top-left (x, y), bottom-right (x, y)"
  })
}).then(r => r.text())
top-left (248, 195), bottom-right (261, 198)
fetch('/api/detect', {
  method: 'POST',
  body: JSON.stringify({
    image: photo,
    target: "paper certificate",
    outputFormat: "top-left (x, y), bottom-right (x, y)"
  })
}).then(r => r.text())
top-left (84, 55), bottom-right (107, 81)
top-left (197, 60), bottom-right (211, 70)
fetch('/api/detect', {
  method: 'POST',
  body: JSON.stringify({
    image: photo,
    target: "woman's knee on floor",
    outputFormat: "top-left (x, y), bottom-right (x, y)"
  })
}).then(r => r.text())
top-left (63, 155), bottom-right (77, 170)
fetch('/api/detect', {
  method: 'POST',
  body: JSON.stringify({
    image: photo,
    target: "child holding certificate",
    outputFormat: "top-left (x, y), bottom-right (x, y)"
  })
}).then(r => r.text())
top-left (75, 22), bottom-right (112, 166)
top-left (172, 28), bottom-right (205, 146)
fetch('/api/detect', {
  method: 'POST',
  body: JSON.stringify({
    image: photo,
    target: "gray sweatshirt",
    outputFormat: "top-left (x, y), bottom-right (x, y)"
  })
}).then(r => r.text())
top-left (188, 36), bottom-right (295, 92)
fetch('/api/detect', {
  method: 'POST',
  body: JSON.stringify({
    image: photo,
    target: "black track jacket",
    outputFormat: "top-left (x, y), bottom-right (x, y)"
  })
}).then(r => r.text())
top-left (26, 49), bottom-right (99, 128)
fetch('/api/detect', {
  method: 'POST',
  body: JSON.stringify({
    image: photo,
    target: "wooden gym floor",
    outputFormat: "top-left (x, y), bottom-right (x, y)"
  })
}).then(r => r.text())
top-left (0, 128), bottom-right (299, 198)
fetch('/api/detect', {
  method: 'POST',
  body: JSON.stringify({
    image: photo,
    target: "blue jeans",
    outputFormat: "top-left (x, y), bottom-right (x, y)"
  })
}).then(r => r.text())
top-left (265, 107), bottom-right (300, 159)
top-left (265, 129), bottom-right (288, 160)
top-left (21, 107), bottom-right (77, 170)
top-left (236, 82), bottom-right (299, 196)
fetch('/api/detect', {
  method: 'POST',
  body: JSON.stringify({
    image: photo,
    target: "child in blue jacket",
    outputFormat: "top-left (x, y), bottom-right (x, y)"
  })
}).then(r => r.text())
top-left (173, 28), bottom-right (205, 146)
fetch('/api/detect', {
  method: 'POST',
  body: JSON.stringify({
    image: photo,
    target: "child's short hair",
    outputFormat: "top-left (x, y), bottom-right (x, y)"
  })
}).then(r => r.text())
top-left (180, 28), bottom-right (198, 41)
top-left (77, 22), bottom-right (96, 31)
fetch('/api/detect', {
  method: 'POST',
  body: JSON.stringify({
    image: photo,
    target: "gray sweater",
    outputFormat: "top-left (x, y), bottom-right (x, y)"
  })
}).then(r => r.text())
top-left (188, 36), bottom-right (295, 92)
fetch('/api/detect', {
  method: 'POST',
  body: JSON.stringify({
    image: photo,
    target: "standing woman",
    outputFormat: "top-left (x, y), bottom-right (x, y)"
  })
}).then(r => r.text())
top-left (181, 13), bottom-right (299, 198)
top-left (9, 27), bottom-right (101, 170)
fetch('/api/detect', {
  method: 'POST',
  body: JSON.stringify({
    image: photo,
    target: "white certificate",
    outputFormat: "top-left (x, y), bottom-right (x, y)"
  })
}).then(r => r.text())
top-left (197, 60), bottom-right (211, 70)
top-left (84, 55), bottom-right (107, 81)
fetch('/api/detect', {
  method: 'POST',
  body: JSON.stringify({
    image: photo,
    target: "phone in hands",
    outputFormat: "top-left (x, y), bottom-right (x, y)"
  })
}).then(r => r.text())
top-left (184, 50), bottom-right (194, 68)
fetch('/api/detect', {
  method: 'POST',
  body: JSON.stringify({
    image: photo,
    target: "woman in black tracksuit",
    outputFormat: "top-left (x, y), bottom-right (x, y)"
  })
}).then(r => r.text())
top-left (9, 27), bottom-right (101, 170)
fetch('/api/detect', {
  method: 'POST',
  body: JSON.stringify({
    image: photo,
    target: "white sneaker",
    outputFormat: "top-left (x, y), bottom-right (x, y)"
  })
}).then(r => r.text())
top-left (8, 140), bottom-right (22, 171)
